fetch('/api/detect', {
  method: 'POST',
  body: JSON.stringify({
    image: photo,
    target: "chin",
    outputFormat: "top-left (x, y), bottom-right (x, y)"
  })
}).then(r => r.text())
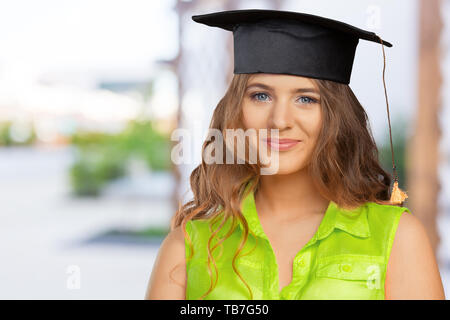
top-left (260, 161), bottom-right (307, 175)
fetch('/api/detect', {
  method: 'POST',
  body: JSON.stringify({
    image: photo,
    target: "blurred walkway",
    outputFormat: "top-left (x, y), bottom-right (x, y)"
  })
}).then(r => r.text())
top-left (0, 146), bottom-right (174, 299)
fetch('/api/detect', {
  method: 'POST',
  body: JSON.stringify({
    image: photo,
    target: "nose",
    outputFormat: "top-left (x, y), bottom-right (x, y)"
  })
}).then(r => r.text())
top-left (269, 98), bottom-right (292, 130)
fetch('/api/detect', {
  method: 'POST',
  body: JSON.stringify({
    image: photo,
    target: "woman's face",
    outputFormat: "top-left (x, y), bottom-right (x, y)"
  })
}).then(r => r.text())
top-left (241, 73), bottom-right (323, 175)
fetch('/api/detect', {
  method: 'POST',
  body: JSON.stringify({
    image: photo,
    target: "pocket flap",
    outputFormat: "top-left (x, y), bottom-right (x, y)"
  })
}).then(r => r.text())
top-left (316, 256), bottom-right (384, 281)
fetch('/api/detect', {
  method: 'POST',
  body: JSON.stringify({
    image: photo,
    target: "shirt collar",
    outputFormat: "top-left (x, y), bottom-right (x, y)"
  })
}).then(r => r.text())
top-left (239, 180), bottom-right (371, 243)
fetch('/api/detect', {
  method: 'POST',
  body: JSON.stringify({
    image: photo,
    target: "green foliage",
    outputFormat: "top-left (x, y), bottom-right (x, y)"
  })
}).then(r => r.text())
top-left (0, 122), bottom-right (11, 146)
top-left (0, 121), bottom-right (36, 146)
top-left (69, 119), bottom-right (171, 196)
top-left (120, 226), bottom-right (170, 238)
top-left (114, 120), bottom-right (172, 171)
top-left (69, 146), bottom-right (127, 196)
top-left (70, 131), bottom-right (116, 147)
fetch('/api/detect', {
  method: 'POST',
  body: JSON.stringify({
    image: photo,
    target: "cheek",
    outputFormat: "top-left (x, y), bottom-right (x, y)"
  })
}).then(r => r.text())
top-left (242, 104), bottom-right (267, 129)
top-left (293, 110), bottom-right (322, 164)
top-left (305, 117), bottom-right (322, 162)
top-left (296, 109), bottom-right (323, 140)
top-left (308, 116), bottom-right (323, 141)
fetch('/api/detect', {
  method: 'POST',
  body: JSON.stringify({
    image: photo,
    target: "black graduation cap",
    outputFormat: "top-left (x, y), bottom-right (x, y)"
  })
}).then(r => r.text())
top-left (191, 9), bottom-right (408, 205)
top-left (192, 9), bottom-right (392, 84)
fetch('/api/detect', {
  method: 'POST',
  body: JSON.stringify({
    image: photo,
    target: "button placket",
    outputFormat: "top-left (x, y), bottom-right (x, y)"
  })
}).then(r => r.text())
top-left (264, 238), bottom-right (279, 299)
top-left (297, 257), bottom-right (306, 268)
top-left (294, 249), bottom-right (310, 271)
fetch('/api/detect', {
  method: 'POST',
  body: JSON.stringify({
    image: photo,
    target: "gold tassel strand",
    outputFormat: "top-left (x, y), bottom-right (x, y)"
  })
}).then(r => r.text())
top-left (377, 36), bottom-right (409, 205)
top-left (390, 179), bottom-right (408, 204)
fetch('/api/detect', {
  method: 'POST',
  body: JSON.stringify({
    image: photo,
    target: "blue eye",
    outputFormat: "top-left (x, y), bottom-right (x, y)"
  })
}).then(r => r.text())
top-left (250, 92), bottom-right (318, 104)
top-left (251, 92), bottom-right (270, 102)
top-left (298, 96), bottom-right (317, 104)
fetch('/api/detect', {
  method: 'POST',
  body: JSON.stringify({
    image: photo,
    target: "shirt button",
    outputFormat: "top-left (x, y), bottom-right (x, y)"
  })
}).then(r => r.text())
top-left (341, 264), bottom-right (352, 272)
top-left (298, 259), bottom-right (306, 267)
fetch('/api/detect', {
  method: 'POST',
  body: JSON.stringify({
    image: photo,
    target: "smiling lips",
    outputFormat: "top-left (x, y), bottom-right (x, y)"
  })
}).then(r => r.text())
top-left (264, 138), bottom-right (301, 151)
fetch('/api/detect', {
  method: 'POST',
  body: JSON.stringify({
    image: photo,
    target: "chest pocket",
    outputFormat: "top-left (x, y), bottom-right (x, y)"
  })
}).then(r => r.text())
top-left (298, 254), bottom-right (387, 300)
top-left (314, 254), bottom-right (386, 293)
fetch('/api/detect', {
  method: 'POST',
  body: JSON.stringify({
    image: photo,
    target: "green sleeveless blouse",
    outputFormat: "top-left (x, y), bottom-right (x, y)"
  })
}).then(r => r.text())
top-left (184, 182), bottom-right (411, 300)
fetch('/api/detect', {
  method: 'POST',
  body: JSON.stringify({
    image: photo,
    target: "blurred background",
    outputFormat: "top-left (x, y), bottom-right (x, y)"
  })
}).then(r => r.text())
top-left (0, 0), bottom-right (448, 299)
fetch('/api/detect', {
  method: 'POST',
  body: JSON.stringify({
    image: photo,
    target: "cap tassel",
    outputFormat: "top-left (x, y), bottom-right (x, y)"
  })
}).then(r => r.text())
top-left (390, 179), bottom-right (408, 205)
top-left (376, 35), bottom-right (409, 206)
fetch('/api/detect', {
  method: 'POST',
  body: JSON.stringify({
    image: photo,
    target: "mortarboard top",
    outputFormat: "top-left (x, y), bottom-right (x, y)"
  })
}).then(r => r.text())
top-left (192, 9), bottom-right (392, 84)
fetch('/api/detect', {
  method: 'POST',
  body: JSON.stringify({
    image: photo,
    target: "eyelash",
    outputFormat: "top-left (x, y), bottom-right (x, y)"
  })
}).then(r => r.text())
top-left (249, 92), bottom-right (318, 104)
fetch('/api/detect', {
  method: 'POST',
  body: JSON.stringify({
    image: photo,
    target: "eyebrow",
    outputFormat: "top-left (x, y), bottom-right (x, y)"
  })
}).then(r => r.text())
top-left (245, 83), bottom-right (320, 94)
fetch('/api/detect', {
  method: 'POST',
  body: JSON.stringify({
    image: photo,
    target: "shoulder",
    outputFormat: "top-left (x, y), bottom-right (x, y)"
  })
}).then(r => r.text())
top-left (394, 211), bottom-right (428, 245)
top-left (185, 214), bottom-right (233, 239)
top-left (390, 210), bottom-right (435, 265)
top-left (150, 224), bottom-right (186, 261)
top-left (365, 201), bottom-right (410, 219)
top-left (158, 225), bottom-right (186, 267)
top-left (388, 210), bottom-right (431, 261)
top-left (184, 218), bottom-right (212, 242)
top-left (185, 217), bottom-right (211, 230)
top-left (364, 202), bottom-right (412, 240)
top-left (365, 202), bottom-right (427, 253)
top-left (385, 210), bottom-right (446, 299)
top-left (165, 224), bottom-right (187, 252)
top-left (144, 225), bottom-right (186, 299)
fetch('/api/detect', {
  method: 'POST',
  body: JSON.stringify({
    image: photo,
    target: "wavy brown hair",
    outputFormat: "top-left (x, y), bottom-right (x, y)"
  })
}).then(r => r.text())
top-left (170, 73), bottom-right (395, 299)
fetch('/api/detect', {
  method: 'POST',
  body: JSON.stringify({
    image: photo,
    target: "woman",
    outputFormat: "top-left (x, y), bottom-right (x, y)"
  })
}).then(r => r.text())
top-left (145, 9), bottom-right (445, 300)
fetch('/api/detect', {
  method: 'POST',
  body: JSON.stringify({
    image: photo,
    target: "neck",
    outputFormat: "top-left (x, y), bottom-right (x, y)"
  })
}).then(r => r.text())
top-left (254, 169), bottom-right (330, 221)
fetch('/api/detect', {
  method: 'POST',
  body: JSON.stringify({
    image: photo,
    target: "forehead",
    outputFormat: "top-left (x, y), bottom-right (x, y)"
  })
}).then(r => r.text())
top-left (247, 73), bottom-right (317, 89)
